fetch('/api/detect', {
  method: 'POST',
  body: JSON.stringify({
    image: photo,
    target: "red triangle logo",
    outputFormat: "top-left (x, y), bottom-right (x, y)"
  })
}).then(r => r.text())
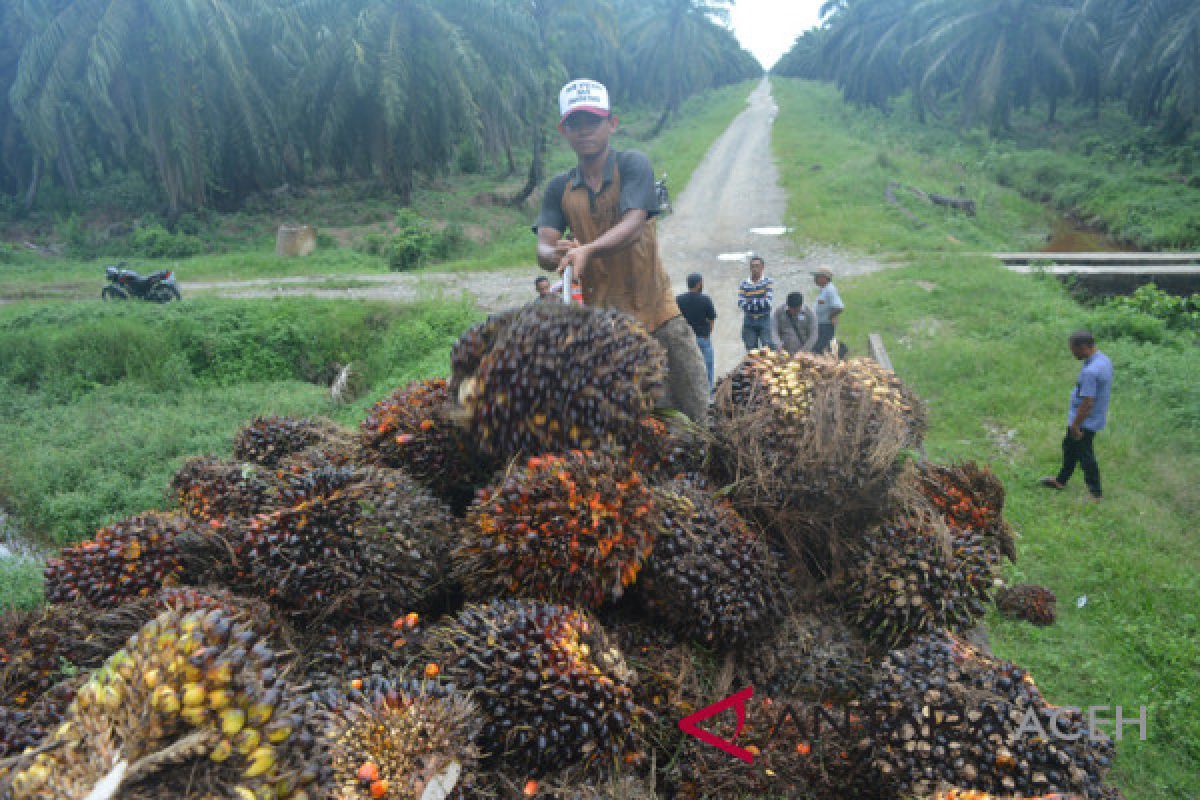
top-left (677, 686), bottom-right (756, 764)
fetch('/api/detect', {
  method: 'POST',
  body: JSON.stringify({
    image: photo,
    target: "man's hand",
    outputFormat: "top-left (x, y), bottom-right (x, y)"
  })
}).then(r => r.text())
top-left (554, 238), bottom-right (579, 259)
top-left (560, 243), bottom-right (591, 282)
top-left (1069, 424), bottom-right (1084, 440)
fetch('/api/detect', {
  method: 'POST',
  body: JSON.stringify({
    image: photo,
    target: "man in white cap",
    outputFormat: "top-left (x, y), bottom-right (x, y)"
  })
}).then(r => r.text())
top-left (534, 79), bottom-right (708, 423)
top-left (812, 265), bottom-right (844, 354)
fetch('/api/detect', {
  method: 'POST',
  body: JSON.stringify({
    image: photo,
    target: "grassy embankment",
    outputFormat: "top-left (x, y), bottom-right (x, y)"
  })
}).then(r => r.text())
top-left (772, 78), bottom-right (1198, 800)
top-left (0, 81), bottom-right (758, 607)
top-left (0, 81), bottom-right (756, 296)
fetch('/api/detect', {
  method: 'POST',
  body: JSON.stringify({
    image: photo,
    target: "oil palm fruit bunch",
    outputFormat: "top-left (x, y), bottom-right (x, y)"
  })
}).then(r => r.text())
top-left (311, 677), bottom-right (481, 800)
top-left (6, 606), bottom-right (324, 800)
top-left (628, 417), bottom-right (705, 482)
top-left (744, 604), bottom-right (879, 703)
top-left (359, 378), bottom-right (495, 512)
top-left (171, 456), bottom-right (282, 523)
top-left (43, 512), bottom-right (198, 607)
top-left (846, 516), bottom-right (999, 648)
top-left (426, 599), bottom-right (640, 777)
top-left (920, 790), bottom-right (1107, 800)
top-left (866, 632), bottom-right (1115, 798)
top-left (843, 356), bottom-right (927, 440)
top-left (187, 466), bottom-right (454, 623)
top-left (918, 461), bottom-right (1017, 562)
top-left (0, 705), bottom-right (44, 760)
top-left (449, 303), bottom-right (666, 462)
top-left (233, 415), bottom-right (351, 467)
top-left (638, 480), bottom-right (781, 650)
top-left (0, 601), bottom-right (158, 711)
top-left (996, 584), bottom-right (1058, 627)
top-left (455, 450), bottom-right (661, 609)
top-left (298, 622), bottom-right (415, 691)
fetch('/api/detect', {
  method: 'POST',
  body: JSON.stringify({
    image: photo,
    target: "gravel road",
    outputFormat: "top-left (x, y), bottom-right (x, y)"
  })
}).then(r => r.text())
top-left (187, 78), bottom-right (889, 380)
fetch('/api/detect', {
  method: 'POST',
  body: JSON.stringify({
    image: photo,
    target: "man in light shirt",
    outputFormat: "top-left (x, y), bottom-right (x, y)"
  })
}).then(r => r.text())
top-left (1040, 330), bottom-right (1113, 500)
top-left (812, 266), bottom-right (844, 355)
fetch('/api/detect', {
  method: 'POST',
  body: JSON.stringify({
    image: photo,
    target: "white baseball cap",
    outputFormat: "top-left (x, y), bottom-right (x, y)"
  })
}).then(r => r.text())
top-left (559, 79), bottom-right (611, 123)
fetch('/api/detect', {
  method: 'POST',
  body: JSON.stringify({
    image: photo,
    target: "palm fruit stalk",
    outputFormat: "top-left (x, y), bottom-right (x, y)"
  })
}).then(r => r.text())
top-left (708, 349), bottom-right (918, 576)
top-left (995, 584), bottom-right (1058, 627)
top-left (6, 606), bottom-right (323, 800)
top-left (359, 378), bottom-right (495, 512)
top-left (865, 632), bottom-right (1116, 798)
top-left (425, 599), bottom-right (641, 778)
top-left (0, 705), bottom-right (44, 761)
top-left (233, 414), bottom-right (356, 467)
top-left (449, 303), bottom-right (666, 462)
top-left (309, 676), bottom-right (481, 800)
top-left (171, 456), bottom-right (282, 523)
top-left (181, 466), bottom-right (454, 623)
top-left (918, 461), bottom-right (1017, 562)
top-left (744, 603), bottom-right (880, 704)
top-left (455, 450), bottom-right (661, 609)
top-left (43, 512), bottom-right (200, 607)
top-left (628, 416), bottom-right (706, 482)
top-left (638, 479), bottom-right (782, 650)
top-left (845, 515), bottom-right (1000, 648)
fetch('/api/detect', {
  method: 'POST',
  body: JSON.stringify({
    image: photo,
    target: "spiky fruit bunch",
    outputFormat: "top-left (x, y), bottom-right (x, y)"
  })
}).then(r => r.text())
top-left (298, 623), bottom-right (417, 691)
top-left (449, 303), bottom-right (666, 461)
top-left (629, 417), bottom-right (705, 481)
top-left (359, 378), bottom-right (494, 511)
top-left (996, 584), bottom-right (1058, 627)
top-left (185, 466), bottom-right (454, 622)
top-left (920, 791), bottom-right (1103, 800)
top-left (7, 607), bottom-right (322, 800)
top-left (745, 605), bottom-right (880, 703)
top-left (172, 457), bottom-right (281, 522)
top-left (846, 517), bottom-right (999, 648)
top-left (710, 349), bottom-right (915, 573)
top-left (43, 512), bottom-right (196, 607)
top-left (866, 632), bottom-right (1115, 798)
top-left (233, 415), bottom-right (351, 467)
top-left (456, 451), bottom-right (661, 608)
top-left (918, 461), bottom-right (1017, 562)
top-left (312, 677), bottom-right (481, 800)
top-left (638, 480), bottom-right (781, 649)
top-left (426, 599), bottom-right (640, 776)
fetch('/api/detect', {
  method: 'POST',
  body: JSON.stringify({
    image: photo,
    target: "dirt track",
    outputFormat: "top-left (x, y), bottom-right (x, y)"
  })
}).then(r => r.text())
top-left (186, 78), bottom-right (888, 379)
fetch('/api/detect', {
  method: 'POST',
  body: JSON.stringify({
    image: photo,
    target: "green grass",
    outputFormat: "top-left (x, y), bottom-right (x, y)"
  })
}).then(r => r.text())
top-left (773, 77), bottom-right (1199, 800)
top-left (0, 557), bottom-right (43, 610)
top-left (0, 82), bottom-right (757, 292)
top-left (0, 298), bottom-right (480, 553)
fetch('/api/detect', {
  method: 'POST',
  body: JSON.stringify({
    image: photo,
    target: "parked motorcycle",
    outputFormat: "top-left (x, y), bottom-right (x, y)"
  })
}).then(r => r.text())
top-left (101, 263), bottom-right (181, 302)
top-left (655, 172), bottom-right (672, 215)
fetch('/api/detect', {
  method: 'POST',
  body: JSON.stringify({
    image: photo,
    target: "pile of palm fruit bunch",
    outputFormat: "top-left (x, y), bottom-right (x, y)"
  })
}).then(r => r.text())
top-left (43, 512), bottom-right (199, 607)
top-left (2, 303), bottom-right (1133, 799)
top-left (996, 584), bottom-right (1058, 627)
top-left (181, 465), bottom-right (454, 623)
top-left (708, 347), bottom-right (924, 576)
top-left (359, 377), bottom-right (494, 510)
top-left (454, 450), bottom-right (661, 609)
top-left (449, 303), bottom-right (666, 461)
top-left (864, 632), bottom-right (1116, 799)
top-left (844, 511), bottom-right (1002, 648)
top-left (637, 479), bottom-right (783, 650)
top-left (917, 461), bottom-right (1018, 563)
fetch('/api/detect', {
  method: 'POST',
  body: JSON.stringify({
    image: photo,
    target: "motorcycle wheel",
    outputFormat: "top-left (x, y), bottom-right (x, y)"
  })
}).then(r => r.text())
top-left (101, 286), bottom-right (127, 301)
top-left (149, 285), bottom-right (182, 303)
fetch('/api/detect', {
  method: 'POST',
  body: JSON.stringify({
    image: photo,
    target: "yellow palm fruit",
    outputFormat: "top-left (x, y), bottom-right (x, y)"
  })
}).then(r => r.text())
top-left (221, 708), bottom-right (247, 736)
top-left (243, 745), bottom-right (277, 778)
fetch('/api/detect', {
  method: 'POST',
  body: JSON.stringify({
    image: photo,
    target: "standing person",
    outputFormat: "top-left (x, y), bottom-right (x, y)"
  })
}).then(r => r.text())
top-left (738, 254), bottom-right (774, 351)
top-left (534, 79), bottom-right (708, 423)
top-left (1040, 331), bottom-right (1113, 500)
top-left (676, 272), bottom-right (717, 390)
top-left (812, 266), bottom-right (844, 354)
top-left (534, 275), bottom-right (552, 300)
top-left (772, 291), bottom-right (817, 355)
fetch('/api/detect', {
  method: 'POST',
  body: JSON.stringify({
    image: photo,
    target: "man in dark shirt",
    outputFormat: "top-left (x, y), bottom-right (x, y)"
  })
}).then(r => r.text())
top-left (534, 79), bottom-right (708, 422)
top-left (534, 275), bottom-right (552, 301)
top-left (676, 272), bottom-right (717, 389)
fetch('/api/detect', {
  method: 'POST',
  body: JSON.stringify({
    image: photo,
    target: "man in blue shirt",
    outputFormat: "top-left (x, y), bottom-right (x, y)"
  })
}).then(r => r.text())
top-left (1040, 331), bottom-right (1113, 500)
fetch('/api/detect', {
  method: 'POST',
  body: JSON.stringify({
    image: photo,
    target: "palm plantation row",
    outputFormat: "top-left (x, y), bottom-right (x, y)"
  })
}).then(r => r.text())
top-left (0, 0), bottom-right (758, 215)
top-left (775, 0), bottom-right (1200, 136)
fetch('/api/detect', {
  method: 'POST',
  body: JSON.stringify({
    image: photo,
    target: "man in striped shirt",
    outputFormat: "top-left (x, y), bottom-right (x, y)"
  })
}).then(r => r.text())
top-left (738, 254), bottom-right (775, 351)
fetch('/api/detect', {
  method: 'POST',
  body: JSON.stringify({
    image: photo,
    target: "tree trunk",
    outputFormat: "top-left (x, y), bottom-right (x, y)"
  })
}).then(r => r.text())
top-left (1046, 95), bottom-right (1058, 124)
top-left (649, 106), bottom-right (673, 139)
top-left (505, 129), bottom-right (543, 207)
top-left (504, 142), bottom-right (516, 177)
top-left (23, 157), bottom-right (41, 212)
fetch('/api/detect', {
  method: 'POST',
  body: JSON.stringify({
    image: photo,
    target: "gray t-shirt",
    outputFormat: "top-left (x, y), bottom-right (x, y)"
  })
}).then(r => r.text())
top-left (534, 149), bottom-right (659, 234)
top-left (815, 283), bottom-right (844, 324)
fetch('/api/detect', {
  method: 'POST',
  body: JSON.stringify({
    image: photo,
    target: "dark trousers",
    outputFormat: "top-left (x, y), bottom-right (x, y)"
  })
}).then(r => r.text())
top-left (814, 322), bottom-right (836, 354)
top-left (1058, 427), bottom-right (1102, 496)
top-left (742, 317), bottom-right (771, 351)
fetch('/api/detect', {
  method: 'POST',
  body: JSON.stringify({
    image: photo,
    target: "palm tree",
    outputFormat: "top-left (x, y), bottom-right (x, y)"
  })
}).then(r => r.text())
top-left (1104, 0), bottom-right (1200, 133)
top-left (819, 0), bottom-right (918, 112)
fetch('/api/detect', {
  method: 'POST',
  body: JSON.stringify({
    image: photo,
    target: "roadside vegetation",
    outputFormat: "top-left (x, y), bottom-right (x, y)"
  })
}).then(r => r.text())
top-left (777, 0), bottom-right (1200, 250)
top-left (773, 75), bottom-right (1199, 800)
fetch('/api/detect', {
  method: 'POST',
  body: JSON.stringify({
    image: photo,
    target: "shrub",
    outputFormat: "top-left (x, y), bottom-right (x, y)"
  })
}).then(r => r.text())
top-left (127, 223), bottom-right (205, 259)
top-left (1099, 284), bottom-right (1200, 333)
top-left (1088, 305), bottom-right (1169, 344)
top-left (356, 209), bottom-right (462, 271)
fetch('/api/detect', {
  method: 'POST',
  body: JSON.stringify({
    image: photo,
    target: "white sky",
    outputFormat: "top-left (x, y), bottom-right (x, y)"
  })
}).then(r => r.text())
top-left (728, 0), bottom-right (825, 70)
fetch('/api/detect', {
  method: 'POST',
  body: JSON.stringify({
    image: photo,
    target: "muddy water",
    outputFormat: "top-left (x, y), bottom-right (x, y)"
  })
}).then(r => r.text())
top-left (1043, 216), bottom-right (1135, 253)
